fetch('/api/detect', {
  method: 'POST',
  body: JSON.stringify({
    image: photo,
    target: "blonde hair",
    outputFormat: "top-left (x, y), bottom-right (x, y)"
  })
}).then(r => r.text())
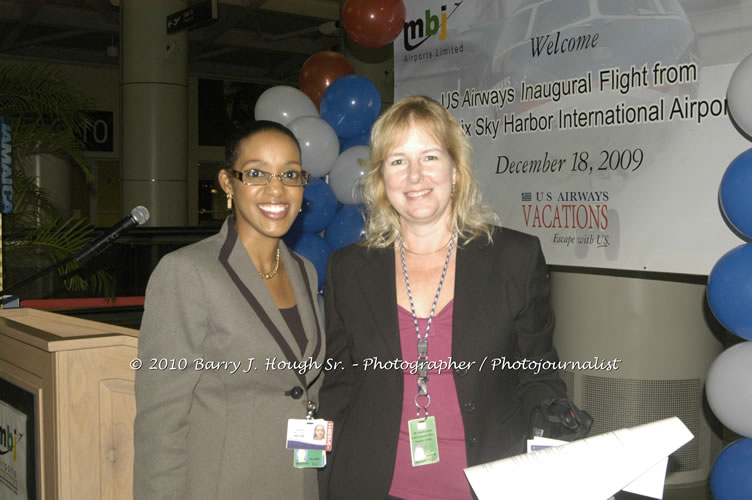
top-left (360, 95), bottom-right (499, 248)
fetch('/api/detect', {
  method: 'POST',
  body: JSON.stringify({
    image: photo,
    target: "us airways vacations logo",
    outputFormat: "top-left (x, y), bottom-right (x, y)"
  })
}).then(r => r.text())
top-left (520, 191), bottom-right (610, 231)
top-left (403, 1), bottom-right (463, 51)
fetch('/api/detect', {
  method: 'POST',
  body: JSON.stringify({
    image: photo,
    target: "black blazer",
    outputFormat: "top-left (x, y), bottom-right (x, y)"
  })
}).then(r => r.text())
top-left (318, 226), bottom-right (567, 499)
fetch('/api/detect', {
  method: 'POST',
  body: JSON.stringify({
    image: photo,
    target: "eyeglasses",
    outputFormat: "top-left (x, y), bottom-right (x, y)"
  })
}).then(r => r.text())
top-left (229, 168), bottom-right (310, 186)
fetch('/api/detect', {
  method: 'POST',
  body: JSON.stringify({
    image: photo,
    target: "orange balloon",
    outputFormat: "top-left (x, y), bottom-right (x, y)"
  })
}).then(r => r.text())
top-left (342, 0), bottom-right (406, 48)
top-left (299, 51), bottom-right (355, 110)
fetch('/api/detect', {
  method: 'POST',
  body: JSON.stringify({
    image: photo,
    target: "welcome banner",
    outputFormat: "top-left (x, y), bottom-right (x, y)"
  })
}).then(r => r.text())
top-left (394, 0), bottom-right (752, 275)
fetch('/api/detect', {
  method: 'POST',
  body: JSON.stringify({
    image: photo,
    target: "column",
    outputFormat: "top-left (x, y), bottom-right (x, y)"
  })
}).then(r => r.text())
top-left (121, 0), bottom-right (188, 226)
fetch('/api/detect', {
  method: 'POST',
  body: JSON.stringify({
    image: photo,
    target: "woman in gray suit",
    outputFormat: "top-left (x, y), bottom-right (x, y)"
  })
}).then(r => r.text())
top-left (134, 120), bottom-right (325, 499)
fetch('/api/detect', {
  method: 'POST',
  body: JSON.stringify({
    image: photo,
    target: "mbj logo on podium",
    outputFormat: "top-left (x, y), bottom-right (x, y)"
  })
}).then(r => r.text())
top-left (403, 2), bottom-right (464, 51)
top-left (0, 422), bottom-right (22, 460)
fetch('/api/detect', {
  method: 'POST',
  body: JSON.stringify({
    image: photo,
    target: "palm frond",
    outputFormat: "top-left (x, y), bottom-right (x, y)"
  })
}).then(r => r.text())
top-left (63, 269), bottom-right (116, 301)
top-left (4, 217), bottom-right (92, 293)
top-left (4, 166), bottom-right (64, 228)
top-left (12, 123), bottom-right (93, 181)
top-left (4, 216), bottom-right (93, 260)
top-left (3, 216), bottom-right (117, 298)
top-left (0, 64), bottom-right (93, 180)
top-left (0, 64), bottom-right (93, 136)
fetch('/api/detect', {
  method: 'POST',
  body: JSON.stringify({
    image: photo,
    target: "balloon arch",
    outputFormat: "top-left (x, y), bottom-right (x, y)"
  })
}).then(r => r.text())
top-left (705, 51), bottom-right (752, 500)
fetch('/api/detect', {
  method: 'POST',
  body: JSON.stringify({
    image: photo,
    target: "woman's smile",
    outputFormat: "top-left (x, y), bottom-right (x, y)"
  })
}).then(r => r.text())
top-left (257, 202), bottom-right (290, 219)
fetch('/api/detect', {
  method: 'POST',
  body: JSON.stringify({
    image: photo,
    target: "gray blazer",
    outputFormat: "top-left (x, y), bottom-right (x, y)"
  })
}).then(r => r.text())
top-left (134, 218), bottom-right (325, 500)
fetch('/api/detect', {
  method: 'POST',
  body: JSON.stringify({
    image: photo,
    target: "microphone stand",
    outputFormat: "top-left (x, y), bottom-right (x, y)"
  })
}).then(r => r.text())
top-left (1, 206), bottom-right (150, 306)
top-left (0, 252), bottom-right (79, 302)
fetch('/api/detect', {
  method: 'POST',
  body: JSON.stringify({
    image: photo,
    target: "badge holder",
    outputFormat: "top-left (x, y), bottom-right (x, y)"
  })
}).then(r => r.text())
top-left (293, 448), bottom-right (326, 468)
top-left (408, 368), bottom-right (439, 467)
top-left (287, 400), bottom-right (332, 468)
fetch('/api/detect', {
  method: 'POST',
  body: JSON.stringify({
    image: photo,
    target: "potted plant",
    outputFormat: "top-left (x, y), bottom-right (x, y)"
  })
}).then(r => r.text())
top-left (1, 63), bottom-right (114, 300)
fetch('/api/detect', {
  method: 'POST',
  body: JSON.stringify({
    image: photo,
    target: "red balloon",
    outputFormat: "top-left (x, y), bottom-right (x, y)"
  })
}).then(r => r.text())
top-left (299, 51), bottom-right (355, 110)
top-left (342, 0), bottom-right (406, 48)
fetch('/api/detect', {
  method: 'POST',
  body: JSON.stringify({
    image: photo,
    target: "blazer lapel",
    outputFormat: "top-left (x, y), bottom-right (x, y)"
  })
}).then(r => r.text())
top-left (217, 220), bottom-right (306, 386)
top-left (355, 247), bottom-right (401, 359)
top-left (453, 235), bottom-right (494, 357)
top-left (281, 244), bottom-right (324, 386)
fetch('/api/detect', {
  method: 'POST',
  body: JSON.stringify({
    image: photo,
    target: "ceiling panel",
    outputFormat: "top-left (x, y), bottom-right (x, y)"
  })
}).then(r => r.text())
top-left (0, 0), bottom-right (343, 83)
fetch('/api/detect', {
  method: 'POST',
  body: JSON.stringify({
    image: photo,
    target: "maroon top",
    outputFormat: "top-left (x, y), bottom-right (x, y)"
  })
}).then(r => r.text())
top-left (388, 299), bottom-right (473, 500)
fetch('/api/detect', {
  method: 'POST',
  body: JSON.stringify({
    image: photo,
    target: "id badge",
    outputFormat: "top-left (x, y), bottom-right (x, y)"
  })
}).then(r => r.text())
top-left (293, 448), bottom-right (326, 468)
top-left (408, 416), bottom-right (440, 466)
top-left (286, 418), bottom-right (333, 451)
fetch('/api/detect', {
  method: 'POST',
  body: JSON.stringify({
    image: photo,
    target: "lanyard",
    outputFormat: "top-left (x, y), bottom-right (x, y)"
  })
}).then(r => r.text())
top-left (397, 232), bottom-right (457, 418)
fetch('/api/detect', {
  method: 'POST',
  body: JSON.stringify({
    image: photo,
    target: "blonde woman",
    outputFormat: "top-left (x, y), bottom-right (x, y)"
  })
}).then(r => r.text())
top-left (319, 96), bottom-right (567, 499)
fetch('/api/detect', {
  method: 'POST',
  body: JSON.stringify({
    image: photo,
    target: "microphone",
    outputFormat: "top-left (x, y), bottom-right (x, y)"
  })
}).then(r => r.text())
top-left (72, 206), bottom-right (150, 265)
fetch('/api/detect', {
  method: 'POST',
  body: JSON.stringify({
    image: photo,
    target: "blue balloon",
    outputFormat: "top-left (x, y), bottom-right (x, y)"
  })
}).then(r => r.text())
top-left (711, 438), bottom-right (752, 500)
top-left (707, 243), bottom-right (752, 340)
top-left (325, 204), bottom-right (366, 251)
top-left (283, 231), bottom-right (331, 291)
top-left (291, 177), bottom-right (338, 233)
top-left (320, 75), bottom-right (381, 139)
top-left (720, 149), bottom-right (752, 239)
top-left (340, 128), bottom-right (370, 153)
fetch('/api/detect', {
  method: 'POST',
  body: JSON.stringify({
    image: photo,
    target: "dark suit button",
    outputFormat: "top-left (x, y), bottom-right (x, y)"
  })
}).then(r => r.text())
top-left (463, 401), bottom-right (476, 413)
top-left (469, 435), bottom-right (479, 446)
top-left (287, 386), bottom-right (304, 399)
top-left (456, 367), bottom-right (469, 376)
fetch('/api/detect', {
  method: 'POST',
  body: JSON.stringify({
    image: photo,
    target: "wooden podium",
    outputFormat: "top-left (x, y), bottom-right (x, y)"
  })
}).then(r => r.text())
top-left (0, 308), bottom-right (139, 500)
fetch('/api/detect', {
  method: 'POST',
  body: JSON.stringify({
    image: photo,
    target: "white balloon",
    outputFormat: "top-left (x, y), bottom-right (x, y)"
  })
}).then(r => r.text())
top-left (706, 341), bottom-right (752, 438)
top-left (254, 85), bottom-right (318, 125)
top-left (728, 52), bottom-right (752, 139)
top-left (289, 116), bottom-right (340, 177)
top-left (329, 145), bottom-right (368, 205)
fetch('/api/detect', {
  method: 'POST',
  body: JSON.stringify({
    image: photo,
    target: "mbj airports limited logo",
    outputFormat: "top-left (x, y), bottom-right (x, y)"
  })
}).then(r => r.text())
top-left (0, 423), bottom-right (22, 460)
top-left (403, 1), bottom-right (463, 51)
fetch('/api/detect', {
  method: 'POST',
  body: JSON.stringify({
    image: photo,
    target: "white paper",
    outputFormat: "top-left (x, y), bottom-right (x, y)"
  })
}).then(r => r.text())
top-left (623, 456), bottom-right (669, 498)
top-left (464, 417), bottom-right (693, 500)
top-left (525, 435), bottom-right (669, 497)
